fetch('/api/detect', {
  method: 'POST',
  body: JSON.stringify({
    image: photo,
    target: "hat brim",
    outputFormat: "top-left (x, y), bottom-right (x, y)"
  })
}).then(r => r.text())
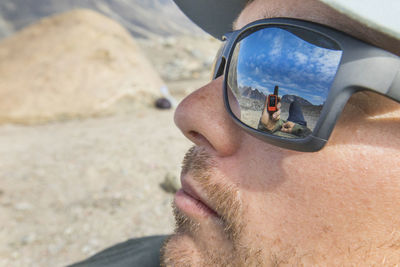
top-left (173, 0), bottom-right (400, 41)
top-left (173, 0), bottom-right (247, 40)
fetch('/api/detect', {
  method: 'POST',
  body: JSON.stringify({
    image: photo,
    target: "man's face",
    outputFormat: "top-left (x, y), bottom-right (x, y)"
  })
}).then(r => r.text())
top-left (162, 0), bottom-right (400, 265)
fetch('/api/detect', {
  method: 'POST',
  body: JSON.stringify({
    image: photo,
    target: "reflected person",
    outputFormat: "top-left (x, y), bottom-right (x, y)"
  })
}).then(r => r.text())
top-left (258, 98), bottom-right (312, 138)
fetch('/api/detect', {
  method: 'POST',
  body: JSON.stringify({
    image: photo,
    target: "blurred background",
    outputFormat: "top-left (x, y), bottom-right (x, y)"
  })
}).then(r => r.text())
top-left (0, 1), bottom-right (220, 266)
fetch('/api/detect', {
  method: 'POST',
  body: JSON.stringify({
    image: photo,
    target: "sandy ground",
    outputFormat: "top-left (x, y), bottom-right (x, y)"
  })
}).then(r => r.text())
top-left (0, 108), bottom-right (192, 266)
top-left (0, 13), bottom-right (219, 264)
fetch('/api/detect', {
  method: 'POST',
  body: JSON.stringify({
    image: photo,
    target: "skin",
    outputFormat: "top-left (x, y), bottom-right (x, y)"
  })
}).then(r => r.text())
top-left (281, 121), bottom-right (294, 134)
top-left (161, 0), bottom-right (400, 265)
top-left (260, 98), bottom-right (281, 131)
top-left (259, 99), bottom-right (300, 134)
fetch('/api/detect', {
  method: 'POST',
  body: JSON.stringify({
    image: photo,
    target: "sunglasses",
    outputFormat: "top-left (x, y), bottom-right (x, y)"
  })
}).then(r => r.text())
top-left (211, 18), bottom-right (400, 152)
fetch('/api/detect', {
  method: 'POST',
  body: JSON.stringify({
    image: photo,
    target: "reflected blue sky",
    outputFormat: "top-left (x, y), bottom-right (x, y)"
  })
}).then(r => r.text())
top-left (236, 27), bottom-right (342, 105)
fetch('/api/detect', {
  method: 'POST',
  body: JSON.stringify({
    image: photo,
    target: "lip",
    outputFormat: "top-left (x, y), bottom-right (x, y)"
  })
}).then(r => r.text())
top-left (174, 178), bottom-right (219, 218)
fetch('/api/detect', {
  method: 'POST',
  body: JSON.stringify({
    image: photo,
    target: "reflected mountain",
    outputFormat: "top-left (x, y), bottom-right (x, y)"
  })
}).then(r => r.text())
top-left (241, 87), bottom-right (265, 101)
top-left (239, 87), bottom-right (313, 107)
top-left (281, 95), bottom-right (313, 106)
top-left (0, 0), bottom-right (203, 39)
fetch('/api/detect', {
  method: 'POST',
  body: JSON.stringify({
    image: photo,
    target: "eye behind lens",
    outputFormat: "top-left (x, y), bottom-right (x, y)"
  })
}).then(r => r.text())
top-left (226, 26), bottom-right (342, 140)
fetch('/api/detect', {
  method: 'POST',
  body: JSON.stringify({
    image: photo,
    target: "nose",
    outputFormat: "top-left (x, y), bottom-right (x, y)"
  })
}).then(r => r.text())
top-left (174, 77), bottom-right (244, 156)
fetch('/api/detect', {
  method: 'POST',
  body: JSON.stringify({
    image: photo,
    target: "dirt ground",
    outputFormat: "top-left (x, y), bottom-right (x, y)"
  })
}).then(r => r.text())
top-left (0, 108), bottom-right (194, 266)
top-left (0, 33), bottom-right (220, 266)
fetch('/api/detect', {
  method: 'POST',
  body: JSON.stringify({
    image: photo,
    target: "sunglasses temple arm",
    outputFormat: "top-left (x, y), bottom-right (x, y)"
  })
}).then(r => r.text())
top-left (213, 57), bottom-right (226, 79)
top-left (213, 32), bottom-right (238, 79)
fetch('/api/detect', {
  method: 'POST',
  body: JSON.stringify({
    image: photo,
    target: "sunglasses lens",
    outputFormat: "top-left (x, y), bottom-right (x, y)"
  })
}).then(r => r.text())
top-left (227, 26), bottom-right (343, 139)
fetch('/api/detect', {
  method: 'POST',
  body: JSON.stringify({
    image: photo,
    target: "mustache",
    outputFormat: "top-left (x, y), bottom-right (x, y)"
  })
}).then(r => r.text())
top-left (179, 146), bottom-right (243, 242)
top-left (181, 146), bottom-right (214, 178)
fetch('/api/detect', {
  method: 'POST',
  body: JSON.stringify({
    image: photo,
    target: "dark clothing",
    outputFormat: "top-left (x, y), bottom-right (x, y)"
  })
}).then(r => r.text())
top-left (258, 101), bottom-right (312, 138)
top-left (69, 235), bottom-right (168, 267)
top-left (286, 101), bottom-right (307, 127)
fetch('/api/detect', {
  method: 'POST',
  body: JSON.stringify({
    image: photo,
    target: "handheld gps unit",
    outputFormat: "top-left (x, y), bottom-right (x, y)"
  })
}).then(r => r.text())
top-left (267, 85), bottom-right (279, 114)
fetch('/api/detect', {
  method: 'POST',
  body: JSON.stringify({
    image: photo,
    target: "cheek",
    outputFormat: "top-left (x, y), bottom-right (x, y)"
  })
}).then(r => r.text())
top-left (274, 145), bottom-right (400, 242)
top-left (218, 130), bottom-right (400, 253)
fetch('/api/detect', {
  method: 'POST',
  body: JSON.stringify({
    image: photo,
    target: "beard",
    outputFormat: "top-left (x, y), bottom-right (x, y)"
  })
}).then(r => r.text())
top-left (160, 146), bottom-right (263, 267)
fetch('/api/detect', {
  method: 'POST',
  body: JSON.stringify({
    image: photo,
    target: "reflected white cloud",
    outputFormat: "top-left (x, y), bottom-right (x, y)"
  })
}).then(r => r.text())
top-left (234, 26), bottom-right (342, 105)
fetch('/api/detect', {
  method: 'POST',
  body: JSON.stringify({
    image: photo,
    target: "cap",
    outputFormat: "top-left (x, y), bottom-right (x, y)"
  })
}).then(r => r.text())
top-left (173, 0), bottom-right (400, 41)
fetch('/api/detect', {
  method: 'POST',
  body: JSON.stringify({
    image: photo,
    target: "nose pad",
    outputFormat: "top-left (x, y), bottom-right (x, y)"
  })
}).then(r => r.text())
top-left (174, 77), bottom-right (244, 156)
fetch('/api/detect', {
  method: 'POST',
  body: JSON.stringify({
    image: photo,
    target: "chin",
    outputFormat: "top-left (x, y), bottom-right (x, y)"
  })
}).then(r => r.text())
top-left (161, 233), bottom-right (240, 267)
top-left (161, 234), bottom-right (202, 267)
top-left (161, 215), bottom-right (262, 267)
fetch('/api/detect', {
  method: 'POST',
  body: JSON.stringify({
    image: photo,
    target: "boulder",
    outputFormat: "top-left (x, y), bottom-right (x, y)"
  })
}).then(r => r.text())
top-left (0, 9), bottom-right (164, 124)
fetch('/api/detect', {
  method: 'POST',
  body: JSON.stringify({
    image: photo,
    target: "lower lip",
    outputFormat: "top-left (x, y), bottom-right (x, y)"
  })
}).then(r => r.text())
top-left (174, 189), bottom-right (218, 218)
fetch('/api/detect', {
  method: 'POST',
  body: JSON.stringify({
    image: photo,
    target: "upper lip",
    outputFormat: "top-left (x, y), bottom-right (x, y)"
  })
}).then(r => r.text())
top-left (181, 177), bottom-right (218, 216)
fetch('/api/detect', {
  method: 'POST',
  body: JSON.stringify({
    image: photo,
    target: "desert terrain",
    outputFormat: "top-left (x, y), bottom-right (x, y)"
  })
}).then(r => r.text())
top-left (238, 96), bottom-right (322, 131)
top-left (0, 8), bottom-right (220, 267)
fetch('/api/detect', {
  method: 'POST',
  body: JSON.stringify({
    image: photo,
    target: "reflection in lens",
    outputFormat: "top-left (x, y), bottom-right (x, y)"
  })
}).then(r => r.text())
top-left (227, 26), bottom-right (343, 139)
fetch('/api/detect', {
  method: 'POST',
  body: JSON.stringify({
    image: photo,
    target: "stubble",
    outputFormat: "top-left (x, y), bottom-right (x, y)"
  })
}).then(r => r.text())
top-left (161, 146), bottom-right (262, 266)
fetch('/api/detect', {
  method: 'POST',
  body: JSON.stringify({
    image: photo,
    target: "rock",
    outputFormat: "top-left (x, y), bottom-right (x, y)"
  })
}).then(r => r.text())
top-left (203, 56), bottom-right (215, 68)
top-left (189, 49), bottom-right (203, 59)
top-left (161, 37), bottom-right (177, 47)
top-left (0, 9), bottom-right (164, 125)
top-left (11, 251), bottom-right (19, 259)
top-left (155, 98), bottom-right (172, 109)
top-left (48, 242), bottom-right (65, 255)
top-left (20, 233), bottom-right (36, 245)
top-left (160, 173), bottom-right (180, 194)
top-left (14, 202), bottom-right (33, 211)
top-left (159, 85), bottom-right (177, 108)
top-left (64, 227), bottom-right (74, 236)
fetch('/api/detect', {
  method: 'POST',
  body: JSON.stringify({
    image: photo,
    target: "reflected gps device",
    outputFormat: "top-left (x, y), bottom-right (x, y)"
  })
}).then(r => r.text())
top-left (267, 86), bottom-right (279, 114)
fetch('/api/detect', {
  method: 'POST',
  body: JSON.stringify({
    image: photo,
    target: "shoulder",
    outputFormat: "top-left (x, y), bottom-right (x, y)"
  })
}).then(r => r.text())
top-left (68, 235), bottom-right (169, 267)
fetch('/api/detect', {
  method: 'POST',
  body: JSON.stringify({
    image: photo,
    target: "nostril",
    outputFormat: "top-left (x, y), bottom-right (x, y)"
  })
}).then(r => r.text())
top-left (188, 131), bottom-right (214, 150)
top-left (188, 130), bottom-right (199, 139)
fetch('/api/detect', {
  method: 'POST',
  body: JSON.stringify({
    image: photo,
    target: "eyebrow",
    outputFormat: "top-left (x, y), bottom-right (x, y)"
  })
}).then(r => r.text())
top-left (232, 7), bottom-right (279, 31)
top-left (232, 0), bottom-right (400, 55)
top-left (232, 0), bottom-right (255, 30)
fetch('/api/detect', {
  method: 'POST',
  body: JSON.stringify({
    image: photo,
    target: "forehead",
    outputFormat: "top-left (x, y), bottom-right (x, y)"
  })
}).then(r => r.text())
top-left (234, 0), bottom-right (339, 30)
top-left (234, 0), bottom-right (400, 56)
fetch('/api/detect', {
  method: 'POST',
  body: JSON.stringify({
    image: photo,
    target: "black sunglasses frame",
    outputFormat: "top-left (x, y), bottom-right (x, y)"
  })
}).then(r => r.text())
top-left (212, 18), bottom-right (400, 152)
